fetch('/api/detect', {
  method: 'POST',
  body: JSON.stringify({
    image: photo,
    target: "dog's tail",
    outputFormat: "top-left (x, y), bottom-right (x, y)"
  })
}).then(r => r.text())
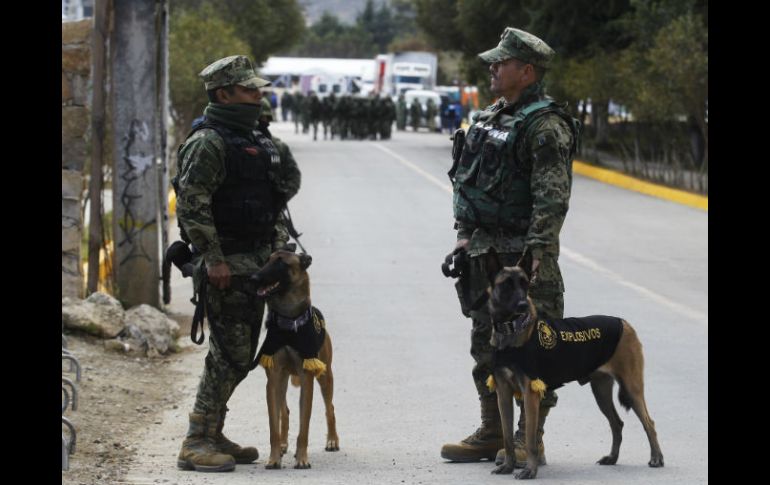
top-left (617, 378), bottom-right (633, 411)
top-left (291, 375), bottom-right (301, 387)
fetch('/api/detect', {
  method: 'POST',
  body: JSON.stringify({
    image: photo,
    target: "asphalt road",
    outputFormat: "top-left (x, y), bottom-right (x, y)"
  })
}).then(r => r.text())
top-left (126, 120), bottom-right (707, 485)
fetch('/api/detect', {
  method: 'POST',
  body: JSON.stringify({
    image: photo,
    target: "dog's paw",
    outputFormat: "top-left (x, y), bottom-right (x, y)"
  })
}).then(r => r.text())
top-left (325, 438), bottom-right (340, 451)
top-left (648, 455), bottom-right (664, 468)
top-left (515, 467), bottom-right (537, 480)
top-left (597, 455), bottom-right (618, 465)
top-left (294, 460), bottom-right (312, 469)
top-left (491, 463), bottom-right (514, 475)
top-left (265, 460), bottom-right (282, 470)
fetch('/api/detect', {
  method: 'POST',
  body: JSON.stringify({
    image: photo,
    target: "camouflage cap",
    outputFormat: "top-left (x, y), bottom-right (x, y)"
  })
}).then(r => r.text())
top-left (259, 97), bottom-right (273, 120)
top-left (199, 55), bottom-right (271, 91)
top-left (478, 28), bottom-right (555, 68)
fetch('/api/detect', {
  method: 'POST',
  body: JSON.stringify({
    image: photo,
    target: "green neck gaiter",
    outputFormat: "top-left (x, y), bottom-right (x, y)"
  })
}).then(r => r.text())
top-left (523, 80), bottom-right (546, 100)
top-left (504, 81), bottom-right (547, 112)
top-left (203, 102), bottom-right (262, 134)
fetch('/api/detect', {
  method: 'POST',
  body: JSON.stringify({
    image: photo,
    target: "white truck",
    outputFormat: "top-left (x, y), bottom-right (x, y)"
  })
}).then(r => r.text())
top-left (374, 51), bottom-right (438, 97)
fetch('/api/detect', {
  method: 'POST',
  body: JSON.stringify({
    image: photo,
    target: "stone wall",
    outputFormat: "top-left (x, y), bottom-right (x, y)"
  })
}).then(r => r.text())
top-left (62, 19), bottom-right (92, 299)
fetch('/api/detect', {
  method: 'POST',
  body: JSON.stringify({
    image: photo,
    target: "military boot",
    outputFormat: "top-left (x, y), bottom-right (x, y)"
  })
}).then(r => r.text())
top-left (440, 395), bottom-right (503, 462)
top-left (495, 404), bottom-right (549, 467)
top-left (177, 413), bottom-right (236, 472)
top-left (212, 407), bottom-right (258, 464)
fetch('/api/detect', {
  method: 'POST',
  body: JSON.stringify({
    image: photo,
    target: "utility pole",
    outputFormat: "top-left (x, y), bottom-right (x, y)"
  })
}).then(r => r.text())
top-left (87, 0), bottom-right (110, 296)
top-left (110, 0), bottom-right (169, 308)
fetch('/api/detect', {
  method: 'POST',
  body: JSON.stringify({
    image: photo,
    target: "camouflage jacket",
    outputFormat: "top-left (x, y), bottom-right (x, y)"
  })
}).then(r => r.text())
top-left (176, 124), bottom-right (301, 275)
top-left (455, 82), bottom-right (578, 293)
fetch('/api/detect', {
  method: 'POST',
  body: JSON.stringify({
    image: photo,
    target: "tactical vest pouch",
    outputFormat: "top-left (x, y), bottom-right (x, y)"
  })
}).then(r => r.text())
top-left (229, 145), bottom-right (270, 180)
top-left (454, 124), bottom-right (488, 185)
top-left (476, 133), bottom-right (509, 195)
top-left (448, 128), bottom-right (466, 181)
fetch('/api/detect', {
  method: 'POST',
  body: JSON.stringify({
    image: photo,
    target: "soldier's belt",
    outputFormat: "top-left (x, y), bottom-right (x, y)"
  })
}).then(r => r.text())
top-left (220, 238), bottom-right (271, 256)
top-left (220, 275), bottom-right (257, 294)
top-left (456, 218), bottom-right (530, 234)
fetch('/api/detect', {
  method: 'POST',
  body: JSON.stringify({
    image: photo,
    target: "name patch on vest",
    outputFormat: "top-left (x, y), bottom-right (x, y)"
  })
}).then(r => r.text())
top-left (473, 122), bottom-right (510, 142)
top-left (559, 328), bottom-right (602, 343)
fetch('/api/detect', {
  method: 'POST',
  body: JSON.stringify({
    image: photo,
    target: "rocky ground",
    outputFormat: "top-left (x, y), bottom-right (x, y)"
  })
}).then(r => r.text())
top-left (62, 313), bottom-right (194, 485)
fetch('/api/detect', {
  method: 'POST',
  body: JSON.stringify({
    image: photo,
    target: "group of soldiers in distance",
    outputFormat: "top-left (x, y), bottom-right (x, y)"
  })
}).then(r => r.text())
top-left (273, 90), bottom-right (451, 142)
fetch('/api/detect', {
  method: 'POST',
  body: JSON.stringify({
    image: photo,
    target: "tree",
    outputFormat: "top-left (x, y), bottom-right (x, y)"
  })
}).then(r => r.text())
top-left (168, 4), bottom-right (251, 146)
top-left (390, 0), bottom-right (419, 38)
top-left (647, 14), bottom-right (708, 168)
top-left (415, 0), bottom-right (462, 51)
top-left (171, 0), bottom-right (306, 65)
top-left (416, 0), bottom-right (533, 103)
top-left (611, 1), bottom-right (708, 168)
top-left (286, 11), bottom-right (377, 58)
top-left (217, 0), bottom-right (306, 65)
top-left (356, 0), bottom-right (398, 54)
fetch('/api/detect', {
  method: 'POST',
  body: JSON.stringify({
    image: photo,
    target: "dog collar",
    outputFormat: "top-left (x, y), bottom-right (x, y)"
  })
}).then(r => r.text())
top-left (495, 313), bottom-right (530, 335)
top-left (268, 306), bottom-right (312, 332)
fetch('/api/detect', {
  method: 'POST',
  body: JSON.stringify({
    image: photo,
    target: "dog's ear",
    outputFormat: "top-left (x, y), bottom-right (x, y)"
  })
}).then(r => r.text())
top-left (299, 253), bottom-right (313, 271)
top-left (485, 247), bottom-right (502, 285)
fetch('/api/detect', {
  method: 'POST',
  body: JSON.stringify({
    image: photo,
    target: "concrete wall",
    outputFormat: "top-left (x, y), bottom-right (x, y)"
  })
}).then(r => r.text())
top-left (62, 19), bottom-right (92, 299)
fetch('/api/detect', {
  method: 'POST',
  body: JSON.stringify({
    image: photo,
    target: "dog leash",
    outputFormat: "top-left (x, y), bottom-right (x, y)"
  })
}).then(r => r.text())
top-left (283, 205), bottom-right (309, 254)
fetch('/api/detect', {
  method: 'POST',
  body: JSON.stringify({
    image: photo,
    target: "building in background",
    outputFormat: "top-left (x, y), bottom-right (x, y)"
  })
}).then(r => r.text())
top-left (62, 0), bottom-right (94, 20)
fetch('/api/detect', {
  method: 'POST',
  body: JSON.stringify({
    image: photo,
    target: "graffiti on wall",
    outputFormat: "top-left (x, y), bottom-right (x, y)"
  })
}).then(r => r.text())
top-left (117, 119), bottom-right (157, 265)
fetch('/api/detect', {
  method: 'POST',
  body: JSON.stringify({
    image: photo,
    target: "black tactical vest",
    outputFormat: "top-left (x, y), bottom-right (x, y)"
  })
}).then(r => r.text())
top-left (452, 99), bottom-right (580, 232)
top-left (176, 120), bottom-right (283, 241)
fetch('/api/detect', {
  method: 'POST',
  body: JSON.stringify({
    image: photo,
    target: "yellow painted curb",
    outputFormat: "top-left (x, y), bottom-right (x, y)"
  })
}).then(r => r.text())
top-left (573, 160), bottom-right (708, 211)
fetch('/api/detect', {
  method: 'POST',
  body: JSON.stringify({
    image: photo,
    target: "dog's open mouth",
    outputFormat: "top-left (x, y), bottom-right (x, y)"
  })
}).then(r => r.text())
top-left (512, 313), bottom-right (531, 332)
top-left (257, 281), bottom-right (281, 297)
top-left (495, 313), bottom-right (531, 335)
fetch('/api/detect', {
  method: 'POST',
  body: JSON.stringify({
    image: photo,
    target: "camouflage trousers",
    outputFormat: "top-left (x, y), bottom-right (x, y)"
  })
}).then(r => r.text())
top-left (192, 281), bottom-right (265, 416)
top-left (464, 252), bottom-right (562, 408)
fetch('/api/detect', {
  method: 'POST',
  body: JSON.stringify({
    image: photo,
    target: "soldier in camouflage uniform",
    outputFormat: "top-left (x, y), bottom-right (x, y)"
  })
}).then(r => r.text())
top-left (292, 92), bottom-right (304, 134)
top-left (335, 95), bottom-right (350, 140)
top-left (300, 93), bottom-right (311, 134)
top-left (321, 92), bottom-right (337, 140)
top-left (396, 93), bottom-right (407, 131)
top-left (409, 99), bottom-right (422, 132)
top-left (426, 98), bottom-right (438, 132)
top-left (280, 91), bottom-right (293, 122)
top-left (440, 28), bottom-right (581, 467)
top-left (174, 55), bottom-right (301, 472)
top-left (380, 96), bottom-right (396, 139)
top-left (308, 91), bottom-right (322, 141)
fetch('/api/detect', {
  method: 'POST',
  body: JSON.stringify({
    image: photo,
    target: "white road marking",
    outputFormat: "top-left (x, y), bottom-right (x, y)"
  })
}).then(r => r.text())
top-left (373, 142), bottom-right (452, 192)
top-left (373, 142), bottom-right (707, 325)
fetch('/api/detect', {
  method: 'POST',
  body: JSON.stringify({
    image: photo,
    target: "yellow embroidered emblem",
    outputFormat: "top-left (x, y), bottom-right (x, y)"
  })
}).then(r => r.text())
top-left (538, 320), bottom-right (557, 350)
top-left (313, 312), bottom-right (325, 333)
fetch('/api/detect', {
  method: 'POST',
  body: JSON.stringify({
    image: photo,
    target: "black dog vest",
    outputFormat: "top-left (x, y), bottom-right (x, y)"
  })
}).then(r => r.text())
top-left (258, 306), bottom-right (326, 361)
top-left (495, 315), bottom-right (624, 390)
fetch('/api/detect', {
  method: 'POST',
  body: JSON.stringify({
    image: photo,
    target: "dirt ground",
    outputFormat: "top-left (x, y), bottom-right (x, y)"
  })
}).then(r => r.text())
top-left (62, 313), bottom-right (196, 485)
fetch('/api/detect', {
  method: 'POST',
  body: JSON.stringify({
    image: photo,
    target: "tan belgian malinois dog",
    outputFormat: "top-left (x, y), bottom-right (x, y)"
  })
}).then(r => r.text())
top-left (484, 249), bottom-right (663, 479)
top-left (250, 249), bottom-right (339, 469)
